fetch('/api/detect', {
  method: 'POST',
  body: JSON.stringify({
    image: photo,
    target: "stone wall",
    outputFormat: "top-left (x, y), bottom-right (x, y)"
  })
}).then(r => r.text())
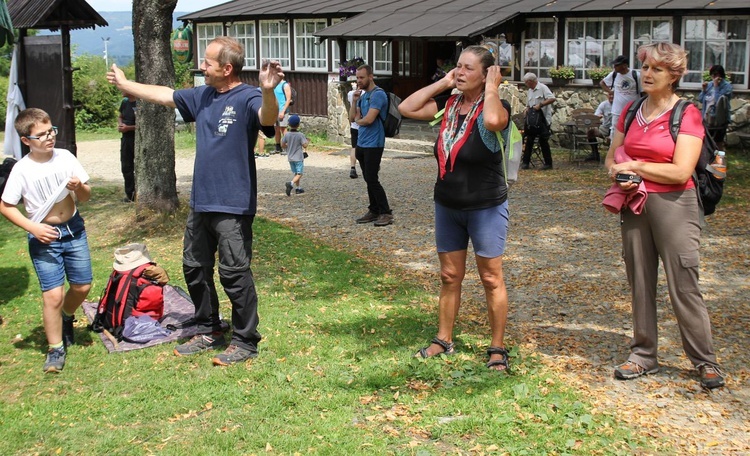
top-left (321, 80), bottom-right (750, 148)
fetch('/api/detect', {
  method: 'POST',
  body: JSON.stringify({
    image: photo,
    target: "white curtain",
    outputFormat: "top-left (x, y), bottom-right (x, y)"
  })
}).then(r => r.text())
top-left (4, 45), bottom-right (25, 159)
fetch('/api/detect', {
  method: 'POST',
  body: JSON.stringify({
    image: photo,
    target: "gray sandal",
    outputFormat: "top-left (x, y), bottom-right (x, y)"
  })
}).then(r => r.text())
top-left (486, 346), bottom-right (510, 372)
top-left (415, 337), bottom-right (455, 358)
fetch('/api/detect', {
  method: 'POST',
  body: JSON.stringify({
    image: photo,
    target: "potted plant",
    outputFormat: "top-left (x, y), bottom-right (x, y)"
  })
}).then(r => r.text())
top-left (339, 57), bottom-right (366, 82)
top-left (548, 65), bottom-right (575, 85)
top-left (702, 69), bottom-right (733, 84)
top-left (587, 66), bottom-right (611, 86)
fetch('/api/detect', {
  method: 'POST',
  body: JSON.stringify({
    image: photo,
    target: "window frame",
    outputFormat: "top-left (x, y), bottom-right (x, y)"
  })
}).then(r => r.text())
top-left (630, 17), bottom-right (673, 70)
top-left (565, 17), bottom-right (623, 82)
top-left (196, 23), bottom-right (225, 66)
top-left (294, 19), bottom-right (328, 71)
top-left (374, 40), bottom-right (392, 75)
top-left (259, 19), bottom-right (291, 69)
top-left (681, 16), bottom-right (749, 89)
top-left (227, 22), bottom-right (257, 69)
top-left (522, 18), bottom-right (558, 80)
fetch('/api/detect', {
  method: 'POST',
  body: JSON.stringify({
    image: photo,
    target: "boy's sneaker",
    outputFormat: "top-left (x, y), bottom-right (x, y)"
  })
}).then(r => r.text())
top-left (295, 188), bottom-right (305, 194)
top-left (43, 347), bottom-right (66, 373)
top-left (62, 314), bottom-right (76, 347)
top-left (698, 364), bottom-right (726, 389)
top-left (212, 344), bottom-right (258, 366)
top-left (285, 181), bottom-right (293, 196)
top-left (349, 168), bottom-right (358, 179)
top-left (614, 360), bottom-right (659, 380)
top-left (173, 334), bottom-right (226, 356)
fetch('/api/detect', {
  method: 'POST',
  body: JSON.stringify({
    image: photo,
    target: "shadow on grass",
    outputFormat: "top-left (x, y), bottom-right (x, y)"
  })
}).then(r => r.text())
top-left (0, 267), bottom-right (30, 307)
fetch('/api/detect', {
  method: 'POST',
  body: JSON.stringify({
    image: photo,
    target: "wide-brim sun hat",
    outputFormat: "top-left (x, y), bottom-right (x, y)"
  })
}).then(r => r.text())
top-left (113, 243), bottom-right (152, 272)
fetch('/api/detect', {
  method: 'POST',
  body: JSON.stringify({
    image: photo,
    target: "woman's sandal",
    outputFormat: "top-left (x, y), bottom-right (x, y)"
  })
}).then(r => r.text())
top-left (415, 337), bottom-right (455, 359)
top-left (486, 346), bottom-right (510, 372)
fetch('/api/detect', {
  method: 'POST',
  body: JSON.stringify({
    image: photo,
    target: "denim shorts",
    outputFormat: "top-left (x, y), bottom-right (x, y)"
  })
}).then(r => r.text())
top-left (435, 201), bottom-right (509, 258)
top-left (289, 160), bottom-right (304, 175)
top-left (28, 212), bottom-right (93, 292)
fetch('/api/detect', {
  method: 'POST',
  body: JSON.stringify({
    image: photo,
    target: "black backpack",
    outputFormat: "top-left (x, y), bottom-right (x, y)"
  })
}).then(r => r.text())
top-left (623, 97), bottom-right (724, 216)
top-left (524, 108), bottom-right (546, 135)
top-left (0, 157), bottom-right (17, 195)
top-left (285, 81), bottom-right (297, 106)
top-left (375, 88), bottom-right (402, 137)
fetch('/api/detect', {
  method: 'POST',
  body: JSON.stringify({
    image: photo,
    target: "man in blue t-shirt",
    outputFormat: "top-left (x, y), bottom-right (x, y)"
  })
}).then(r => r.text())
top-left (107, 36), bottom-right (280, 366)
top-left (349, 64), bottom-right (393, 226)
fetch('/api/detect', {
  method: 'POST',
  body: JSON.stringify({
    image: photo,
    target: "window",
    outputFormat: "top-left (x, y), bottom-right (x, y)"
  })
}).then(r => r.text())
top-left (523, 19), bottom-right (557, 79)
top-left (330, 18), bottom-right (369, 67)
top-left (374, 41), bottom-right (392, 74)
top-left (260, 20), bottom-right (290, 68)
top-left (396, 41), bottom-right (424, 77)
top-left (683, 17), bottom-right (748, 87)
top-left (566, 18), bottom-right (622, 80)
top-left (631, 18), bottom-right (672, 68)
top-left (197, 23), bottom-right (224, 64)
top-left (295, 19), bottom-right (327, 70)
top-left (228, 22), bottom-right (256, 69)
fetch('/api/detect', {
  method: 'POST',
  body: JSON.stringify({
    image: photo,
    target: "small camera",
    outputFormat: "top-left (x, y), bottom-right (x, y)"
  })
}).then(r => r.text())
top-left (615, 173), bottom-right (642, 184)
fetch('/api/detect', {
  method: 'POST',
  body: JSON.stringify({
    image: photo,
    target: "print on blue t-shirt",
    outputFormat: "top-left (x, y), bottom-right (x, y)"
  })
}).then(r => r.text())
top-left (174, 84), bottom-right (273, 215)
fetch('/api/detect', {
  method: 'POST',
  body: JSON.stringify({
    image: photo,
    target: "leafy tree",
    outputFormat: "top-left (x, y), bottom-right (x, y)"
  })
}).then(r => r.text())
top-left (72, 54), bottom-right (133, 131)
top-left (173, 51), bottom-right (193, 89)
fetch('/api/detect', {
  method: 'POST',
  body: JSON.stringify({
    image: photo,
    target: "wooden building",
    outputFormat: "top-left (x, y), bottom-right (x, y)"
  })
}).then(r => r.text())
top-left (179, 0), bottom-right (750, 124)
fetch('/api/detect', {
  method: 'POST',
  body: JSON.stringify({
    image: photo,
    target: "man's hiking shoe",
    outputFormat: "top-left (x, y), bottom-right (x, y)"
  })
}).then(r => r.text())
top-left (356, 210), bottom-right (378, 224)
top-left (62, 314), bottom-right (76, 347)
top-left (43, 347), bottom-right (66, 373)
top-left (212, 344), bottom-right (258, 366)
top-left (698, 364), bottom-right (726, 389)
top-left (374, 213), bottom-right (394, 227)
top-left (285, 181), bottom-right (293, 196)
top-left (174, 334), bottom-right (226, 356)
top-left (614, 361), bottom-right (659, 380)
top-left (295, 188), bottom-right (305, 194)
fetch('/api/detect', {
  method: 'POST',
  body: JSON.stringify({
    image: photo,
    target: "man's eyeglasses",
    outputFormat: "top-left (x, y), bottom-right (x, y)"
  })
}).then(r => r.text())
top-left (26, 126), bottom-right (58, 141)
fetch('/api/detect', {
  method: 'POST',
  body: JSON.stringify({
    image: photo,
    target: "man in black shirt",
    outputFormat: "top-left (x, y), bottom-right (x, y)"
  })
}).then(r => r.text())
top-left (118, 92), bottom-right (137, 202)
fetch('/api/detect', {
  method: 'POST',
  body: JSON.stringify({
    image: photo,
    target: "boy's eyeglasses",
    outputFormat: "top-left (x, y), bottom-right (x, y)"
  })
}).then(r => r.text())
top-left (26, 126), bottom-right (58, 141)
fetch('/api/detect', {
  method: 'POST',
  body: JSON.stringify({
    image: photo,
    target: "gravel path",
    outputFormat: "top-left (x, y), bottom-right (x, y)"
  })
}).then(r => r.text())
top-left (78, 139), bottom-right (749, 454)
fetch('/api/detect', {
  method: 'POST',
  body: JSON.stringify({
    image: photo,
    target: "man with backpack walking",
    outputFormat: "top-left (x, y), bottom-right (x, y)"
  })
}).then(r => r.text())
top-left (601, 55), bottom-right (640, 139)
top-left (107, 36), bottom-right (280, 366)
top-left (349, 64), bottom-right (393, 227)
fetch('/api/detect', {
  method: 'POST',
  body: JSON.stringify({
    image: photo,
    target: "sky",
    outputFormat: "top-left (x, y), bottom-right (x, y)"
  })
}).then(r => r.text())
top-left (85, 0), bottom-right (231, 13)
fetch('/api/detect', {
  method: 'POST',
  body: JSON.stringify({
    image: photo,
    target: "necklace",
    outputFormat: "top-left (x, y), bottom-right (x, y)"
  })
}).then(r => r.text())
top-left (640, 96), bottom-right (672, 132)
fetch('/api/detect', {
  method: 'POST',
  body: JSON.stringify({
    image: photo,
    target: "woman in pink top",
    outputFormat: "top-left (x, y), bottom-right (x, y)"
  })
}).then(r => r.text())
top-left (604, 42), bottom-right (725, 389)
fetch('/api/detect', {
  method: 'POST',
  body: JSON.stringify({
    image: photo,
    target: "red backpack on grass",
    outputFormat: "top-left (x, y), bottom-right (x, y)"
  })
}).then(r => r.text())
top-left (92, 263), bottom-right (164, 341)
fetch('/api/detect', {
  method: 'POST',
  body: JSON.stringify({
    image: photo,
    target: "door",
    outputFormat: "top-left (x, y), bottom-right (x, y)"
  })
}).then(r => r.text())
top-left (22, 34), bottom-right (77, 155)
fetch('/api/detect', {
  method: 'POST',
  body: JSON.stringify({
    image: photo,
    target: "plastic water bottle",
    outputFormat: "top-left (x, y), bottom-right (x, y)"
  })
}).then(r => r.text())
top-left (711, 151), bottom-right (727, 180)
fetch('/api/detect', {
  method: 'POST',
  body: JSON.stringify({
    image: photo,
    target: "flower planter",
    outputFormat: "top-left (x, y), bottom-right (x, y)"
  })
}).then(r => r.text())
top-left (591, 78), bottom-right (602, 87)
top-left (551, 77), bottom-right (572, 86)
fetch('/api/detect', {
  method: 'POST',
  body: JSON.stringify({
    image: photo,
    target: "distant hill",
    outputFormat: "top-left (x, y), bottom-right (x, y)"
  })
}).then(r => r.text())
top-left (38, 11), bottom-right (192, 66)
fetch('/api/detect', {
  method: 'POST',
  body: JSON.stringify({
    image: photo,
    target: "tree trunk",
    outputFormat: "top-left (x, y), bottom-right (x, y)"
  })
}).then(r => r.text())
top-left (132, 0), bottom-right (179, 214)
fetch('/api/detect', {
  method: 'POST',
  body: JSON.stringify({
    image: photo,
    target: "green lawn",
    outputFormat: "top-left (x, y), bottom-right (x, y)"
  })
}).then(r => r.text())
top-left (0, 184), bottom-right (648, 455)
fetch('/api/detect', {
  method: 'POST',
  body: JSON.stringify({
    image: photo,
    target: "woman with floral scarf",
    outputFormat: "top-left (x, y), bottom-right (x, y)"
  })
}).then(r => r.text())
top-left (398, 45), bottom-right (512, 372)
